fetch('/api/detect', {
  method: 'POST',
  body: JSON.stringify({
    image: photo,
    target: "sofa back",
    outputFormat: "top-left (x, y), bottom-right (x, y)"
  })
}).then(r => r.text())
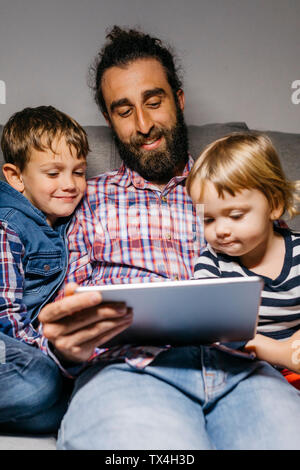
top-left (0, 121), bottom-right (299, 230)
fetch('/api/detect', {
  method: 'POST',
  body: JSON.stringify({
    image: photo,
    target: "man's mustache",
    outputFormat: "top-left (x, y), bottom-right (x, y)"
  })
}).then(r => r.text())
top-left (130, 127), bottom-right (166, 148)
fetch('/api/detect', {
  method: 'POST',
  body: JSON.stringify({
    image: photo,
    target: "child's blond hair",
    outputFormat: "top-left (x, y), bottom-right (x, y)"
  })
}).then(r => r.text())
top-left (186, 132), bottom-right (300, 219)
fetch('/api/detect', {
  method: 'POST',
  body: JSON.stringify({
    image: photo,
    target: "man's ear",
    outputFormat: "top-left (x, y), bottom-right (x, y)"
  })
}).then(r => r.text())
top-left (2, 163), bottom-right (25, 192)
top-left (103, 111), bottom-right (112, 128)
top-left (176, 89), bottom-right (185, 112)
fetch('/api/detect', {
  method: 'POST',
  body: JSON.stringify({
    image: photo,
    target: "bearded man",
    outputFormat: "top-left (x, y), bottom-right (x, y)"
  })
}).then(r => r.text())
top-left (39, 26), bottom-right (300, 450)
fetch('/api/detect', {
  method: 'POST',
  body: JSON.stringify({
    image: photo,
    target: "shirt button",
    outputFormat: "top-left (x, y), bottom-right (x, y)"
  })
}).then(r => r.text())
top-left (44, 264), bottom-right (50, 272)
top-left (161, 196), bottom-right (167, 203)
top-left (166, 233), bottom-right (172, 240)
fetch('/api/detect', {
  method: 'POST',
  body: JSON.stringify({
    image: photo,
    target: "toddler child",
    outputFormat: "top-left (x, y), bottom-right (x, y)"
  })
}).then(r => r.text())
top-left (186, 132), bottom-right (300, 388)
top-left (0, 105), bottom-right (89, 432)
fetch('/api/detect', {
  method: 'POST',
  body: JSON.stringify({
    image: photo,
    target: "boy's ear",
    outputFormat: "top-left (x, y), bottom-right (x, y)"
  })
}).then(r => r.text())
top-left (2, 163), bottom-right (25, 192)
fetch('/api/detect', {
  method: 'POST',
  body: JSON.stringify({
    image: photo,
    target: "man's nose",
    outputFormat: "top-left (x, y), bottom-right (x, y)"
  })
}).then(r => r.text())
top-left (135, 108), bottom-right (154, 135)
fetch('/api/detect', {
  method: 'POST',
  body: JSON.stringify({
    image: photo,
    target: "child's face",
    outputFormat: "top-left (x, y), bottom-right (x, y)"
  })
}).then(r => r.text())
top-left (190, 180), bottom-right (279, 264)
top-left (21, 137), bottom-right (86, 226)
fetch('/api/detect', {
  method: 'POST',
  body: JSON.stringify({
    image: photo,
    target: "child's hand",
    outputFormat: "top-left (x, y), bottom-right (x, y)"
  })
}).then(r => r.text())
top-left (244, 334), bottom-right (273, 359)
top-left (245, 332), bottom-right (300, 373)
top-left (282, 330), bottom-right (300, 374)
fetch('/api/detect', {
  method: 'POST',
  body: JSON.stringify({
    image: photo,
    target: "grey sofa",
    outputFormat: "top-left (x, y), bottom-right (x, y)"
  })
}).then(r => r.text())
top-left (0, 121), bottom-right (299, 450)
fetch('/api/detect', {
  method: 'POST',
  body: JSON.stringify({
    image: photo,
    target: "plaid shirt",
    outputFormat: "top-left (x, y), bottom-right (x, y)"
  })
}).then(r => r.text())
top-left (0, 221), bottom-right (47, 350)
top-left (63, 156), bottom-right (205, 370)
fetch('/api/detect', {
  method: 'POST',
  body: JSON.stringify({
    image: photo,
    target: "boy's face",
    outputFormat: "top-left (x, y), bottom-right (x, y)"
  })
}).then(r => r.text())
top-left (190, 180), bottom-right (280, 266)
top-left (20, 137), bottom-right (86, 226)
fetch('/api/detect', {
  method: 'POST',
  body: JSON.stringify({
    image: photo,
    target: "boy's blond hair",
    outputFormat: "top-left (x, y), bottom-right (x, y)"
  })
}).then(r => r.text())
top-left (1, 105), bottom-right (90, 171)
top-left (186, 132), bottom-right (300, 219)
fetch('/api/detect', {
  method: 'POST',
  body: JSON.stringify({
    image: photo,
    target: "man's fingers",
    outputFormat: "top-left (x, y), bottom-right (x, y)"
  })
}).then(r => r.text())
top-left (38, 283), bottom-right (133, 363)
top-left (39, 290), bottom-right (102, 323)
top-left (50, 316), bottom-right (133, 363)
top-left (43, 304), bottom-right (131, 338)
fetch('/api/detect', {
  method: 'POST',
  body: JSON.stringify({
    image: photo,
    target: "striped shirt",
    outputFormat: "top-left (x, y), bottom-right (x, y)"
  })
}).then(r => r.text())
top-left (194, 227), bottom-right (300, 340)
top-left (63, 157), bottom-right (205, 369)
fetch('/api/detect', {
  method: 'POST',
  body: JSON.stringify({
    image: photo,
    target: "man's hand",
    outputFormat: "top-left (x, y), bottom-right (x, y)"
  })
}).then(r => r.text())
top-left (39, 283), bottom-right (133, 363)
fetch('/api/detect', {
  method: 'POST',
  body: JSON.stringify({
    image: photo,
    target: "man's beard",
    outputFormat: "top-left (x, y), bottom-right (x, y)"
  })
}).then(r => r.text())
top-left (112, 105), bottom-right (189, 184)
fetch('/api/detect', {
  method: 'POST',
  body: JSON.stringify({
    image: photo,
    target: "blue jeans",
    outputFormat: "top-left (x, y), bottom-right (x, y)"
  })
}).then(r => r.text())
top-left (0, 332), bottom-right (71, 434)
top-left (57, 345), bottom-right (300, 450)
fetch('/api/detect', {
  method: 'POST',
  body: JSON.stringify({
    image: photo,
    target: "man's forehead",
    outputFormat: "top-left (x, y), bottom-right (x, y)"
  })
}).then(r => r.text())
top-left (101, 58), bottom-right (171, 102)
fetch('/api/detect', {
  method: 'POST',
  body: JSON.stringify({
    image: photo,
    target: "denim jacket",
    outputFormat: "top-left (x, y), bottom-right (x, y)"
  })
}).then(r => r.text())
top-left (0, 181), bottom-right (69, 323)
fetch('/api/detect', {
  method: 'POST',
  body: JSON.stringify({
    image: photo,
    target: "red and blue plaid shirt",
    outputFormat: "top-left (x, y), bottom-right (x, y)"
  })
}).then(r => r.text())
top-left (0, 222), bottom-right (49, 353)
top-left (0, 157), bottom-right (204, 375)
top-left (62, 156), bottom-right (205, 371)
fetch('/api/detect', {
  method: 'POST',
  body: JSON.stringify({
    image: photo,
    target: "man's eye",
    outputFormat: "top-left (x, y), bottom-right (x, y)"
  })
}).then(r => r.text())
top-left (204, 218), bottom-right (214, 224)
top-left (147, 101), bottom-right (161, 108)
top-left (119, 108), bottom-right (131, 117)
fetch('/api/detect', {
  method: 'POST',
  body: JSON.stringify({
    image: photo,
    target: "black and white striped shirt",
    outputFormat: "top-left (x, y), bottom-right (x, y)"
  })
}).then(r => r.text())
top-left (194, 227), bottom-right (300, 340)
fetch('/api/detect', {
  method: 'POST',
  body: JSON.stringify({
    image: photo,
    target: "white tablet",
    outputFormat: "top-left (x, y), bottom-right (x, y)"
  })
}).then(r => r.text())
top-left (76, 277), bottom-right (263, 345)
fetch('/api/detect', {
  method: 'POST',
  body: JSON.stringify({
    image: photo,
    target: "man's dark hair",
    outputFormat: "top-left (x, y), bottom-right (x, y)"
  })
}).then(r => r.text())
top-left (90, 25), bottom-right (183, 115)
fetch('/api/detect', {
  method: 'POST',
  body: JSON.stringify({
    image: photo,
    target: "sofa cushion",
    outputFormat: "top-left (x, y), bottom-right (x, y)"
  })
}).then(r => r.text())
top-left (84, 126), bottom-right (120, 178)
top-left (187, 121), bottom-right (249, 158)
top-left (187, 123), bottom-right (300, 230)
top-left (0, 433), bottom-right (56, 450)
top-left (0, 121), bottom-right (299, 448)
top-left (84, 121), bottom-right (250, 178)
top-left (253, 129), bottom-right (300, 231)
top-left (0, 121), bottom-right (299, 230)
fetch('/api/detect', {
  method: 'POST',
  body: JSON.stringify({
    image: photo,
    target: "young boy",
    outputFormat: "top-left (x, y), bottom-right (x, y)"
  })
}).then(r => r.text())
top-left (186, 132), bottom-right (300, 388)
top-left (0, 105), bottom-right (89, 432)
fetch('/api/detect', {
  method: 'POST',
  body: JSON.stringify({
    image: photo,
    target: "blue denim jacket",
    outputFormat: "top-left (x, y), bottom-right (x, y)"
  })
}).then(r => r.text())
top-left (0, 181), bottom-right (69, 323)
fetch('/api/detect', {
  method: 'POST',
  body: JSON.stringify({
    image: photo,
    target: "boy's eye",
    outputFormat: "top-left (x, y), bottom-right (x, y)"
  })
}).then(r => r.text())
top-left (47, 172), bottom-right (59, 177)
top-left (204, 217), bottom-right (214, 224)
top-left (74, 170), bottom-right (85, 176)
